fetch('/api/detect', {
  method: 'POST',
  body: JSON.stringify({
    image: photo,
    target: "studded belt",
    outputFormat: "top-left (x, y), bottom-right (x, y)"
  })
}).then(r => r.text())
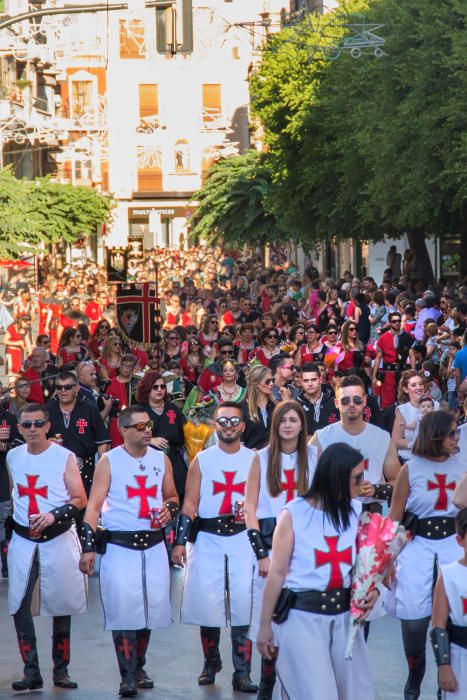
top-left (417, 517), bottom-right (455, 540)
top-left (105, 529), bottom-right (164, 550)
top-left (12, 519), bottom-right (72, 543)
top-left (197, 516), bottom-right (246, 537)
top-left (273, 587), bottom-right (350, 623)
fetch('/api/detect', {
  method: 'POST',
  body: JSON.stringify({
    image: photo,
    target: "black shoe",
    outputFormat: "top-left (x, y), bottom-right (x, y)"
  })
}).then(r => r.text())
top-left (137, 669), bottom-right (154, 689)
top-left (198, 658), bottom-right (222, 685)
top-left (232, 674), bottom-right (259, 693)
top-left (12, 677), bottom-right (43, 691)
top-left (119, 679), bottom-right (138, 697)
top-left (54, 674), bottom-right (78, 689)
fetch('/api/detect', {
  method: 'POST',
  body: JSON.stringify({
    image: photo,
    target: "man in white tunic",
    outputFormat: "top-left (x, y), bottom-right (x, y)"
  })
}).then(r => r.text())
top-left (7, 402), bottom-right (87, 691)
top-left (311, 374), bottom-right (401, 513)
top-left (172, 401), bottom-right (258, 693)
top-left (79, 405), bottom-right (178, 698)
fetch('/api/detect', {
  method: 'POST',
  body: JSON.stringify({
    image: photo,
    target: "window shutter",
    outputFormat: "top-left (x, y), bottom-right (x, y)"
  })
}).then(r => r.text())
top-left (139, 84), bottom-right (159, 119)
top-left (119, 20), bottom-right (145, 59)
top-left (202, 84), bottom-right (221, 124)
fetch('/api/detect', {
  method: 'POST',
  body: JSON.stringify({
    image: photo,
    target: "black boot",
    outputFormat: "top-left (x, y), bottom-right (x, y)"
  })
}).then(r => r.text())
top-left (198, 627), bottom-right (222, 685)
top-left (256, 657), bottom-right (276, 699)
top-left (1, 539), bottom-right (8, 578)
top-left (52, 616), bottom-right (77, 689)
top-left (403, 651), bottom-right (426, 700)
top-left (112, 631), bottom-right (138, 697)
top-left (12, 633), bottom-right (43, 691)
top-left (136, 628), bottom-right (154, 689)
top-left (231, 626), bottom-right (258, 693)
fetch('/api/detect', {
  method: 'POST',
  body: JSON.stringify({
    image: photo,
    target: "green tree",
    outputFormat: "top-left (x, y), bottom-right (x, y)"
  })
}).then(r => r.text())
top-left (191, 150), bottom-right (286, 248)
top-left (251, 0), bottom-right (467, 280)
top-left (0, 167), bottom-right (114, 257)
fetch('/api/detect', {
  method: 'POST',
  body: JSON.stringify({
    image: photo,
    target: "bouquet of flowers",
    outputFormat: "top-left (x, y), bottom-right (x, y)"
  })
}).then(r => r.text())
top-left (345, 511), bottom-right (410, 659)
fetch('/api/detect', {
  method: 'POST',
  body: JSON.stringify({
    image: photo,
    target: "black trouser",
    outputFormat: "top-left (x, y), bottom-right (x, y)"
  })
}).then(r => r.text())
top-left (112, 629), bottom-right (151, 683)
top-left (13, 550), bottom-right (72, 680)
top-left (401, 617), bottom-right (431, 700)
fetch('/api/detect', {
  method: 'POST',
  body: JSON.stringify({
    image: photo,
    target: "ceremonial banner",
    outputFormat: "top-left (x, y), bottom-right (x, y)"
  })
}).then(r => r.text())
top-left (116, 283), bottom-right (161, 348)
top-left (106, 247), bottom-right (128, 283)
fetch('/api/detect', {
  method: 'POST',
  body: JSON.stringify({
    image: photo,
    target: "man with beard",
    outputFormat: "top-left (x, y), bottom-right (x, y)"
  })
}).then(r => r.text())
top-left (310, 375), bottom-right (400, 513)
top-left (172, 402), bottom-right (258, 693)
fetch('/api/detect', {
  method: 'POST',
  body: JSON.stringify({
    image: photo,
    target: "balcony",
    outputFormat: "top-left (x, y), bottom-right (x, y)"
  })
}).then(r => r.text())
top-left (201, 108), bottom-right (229, 131)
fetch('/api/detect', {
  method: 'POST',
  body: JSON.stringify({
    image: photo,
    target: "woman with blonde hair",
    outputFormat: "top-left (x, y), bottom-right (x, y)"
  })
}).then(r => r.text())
top-left (241, 364), bottom-right (275, 449)
top-left (392, 370), bottom-right (439, 464)
top-left (245, 401), bottom-right (317, 699)
top-left (336, 319), bottom-right (365, 372)
top-left (98, 333), bottom-right (123, 380)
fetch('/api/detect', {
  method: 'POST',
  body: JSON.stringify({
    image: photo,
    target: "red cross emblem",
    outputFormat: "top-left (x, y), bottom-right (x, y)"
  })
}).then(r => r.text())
top-left (315, 535), bottom-right (353, 590)
top-left (127, 475), bottom-right (157, 519)
top-left (118, 638), bottom-right (133, 661)
top-left (462, 597), bottom-right (467, 616)
top-left (238, 640), bottom-right (252, 663)
top-left (17, 475), bottom-right (48, 516)
top-left (427, 474), bottom-right (456, 511)
top-left (166, 410), bottom-right (176, 425)
top-left (363, 458), bottom-right (369, 471)
top-left (19, 640), bottom-right (31, 662)
top-left (212, 471), bottom-right (245, 515)
top-left (280, 469), bottom-right (297, 503)
top-left (57, 639), bottom-right (70, 661)
top-left (201, 636), bottom-right (217, 657)
top-left (76, 419), bottom-right (88, 434)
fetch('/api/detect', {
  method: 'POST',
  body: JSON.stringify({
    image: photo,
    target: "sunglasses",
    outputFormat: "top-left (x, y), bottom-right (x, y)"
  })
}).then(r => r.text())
top-left (125, 420), bottom-right (154, 432)
top-left (340, 396), bottom-right (364, 406)
top-left (148, 355), bottom-right (159, 360)
top-left (348, 327), bottom-right (357, 332)
top-left (40, 340), bottom-right (50, 345)
top-left (20, 419), bottom-right (47, 428)
top-left (266, 334), bottom-right (278, 340)
top-left (167, 336), bottom-right (178, 340)
top-left (328, 330), bottom-right (338, 335)
top-left (264, 378), bottom-right (274, 385)
top-left (216, 416), bottom-right (242, 428)
top-left (220, 349), bottom-right (234, 355)
top-left (390, 319), bottom-right (401, 324)
top-left (112, 342), bottom-right (122, 346)
top-left (306, 329), bottom-right (317, 334)
top-left (56, 384), bottom-right (77, 391)
top-left (152, 383), bottom-right (166, 390)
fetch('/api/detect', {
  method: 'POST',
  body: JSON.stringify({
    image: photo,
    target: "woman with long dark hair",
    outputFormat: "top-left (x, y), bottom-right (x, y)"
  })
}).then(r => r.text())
top-left (256, 443), bottom-right (377, 699)
top-left (245, 401), bottom-right (317, 699)
top-left (389, 411), bottom-right (464, 700)
top-left (135, 371), bottom-right (187, 502)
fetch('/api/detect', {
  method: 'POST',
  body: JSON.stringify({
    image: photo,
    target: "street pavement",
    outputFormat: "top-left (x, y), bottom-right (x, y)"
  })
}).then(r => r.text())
top-left (0, 567), bottom-right (438, 700)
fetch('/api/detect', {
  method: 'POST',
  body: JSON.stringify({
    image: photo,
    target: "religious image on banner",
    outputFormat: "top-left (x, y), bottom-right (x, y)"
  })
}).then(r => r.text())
top-left (116, 283), bottom-right (161, 348)
top-left (106, 247), bottom-right (128, 283)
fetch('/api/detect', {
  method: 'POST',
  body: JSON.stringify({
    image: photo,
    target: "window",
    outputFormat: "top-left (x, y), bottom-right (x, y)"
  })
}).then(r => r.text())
top-left (71, 80), bottom-right (93, 120)
top-left (73, 159), bottom-right (93, 186)
top-left (202, 84), bottom-right (221, 126)
top-left (119, 19), bottom-right (145, 59)
top-left (174, 139), bottom-right (190, 173)
top-left (138, 84), bottom-right (159, 133)
top-left (137, 146), bottom-right (163, 192)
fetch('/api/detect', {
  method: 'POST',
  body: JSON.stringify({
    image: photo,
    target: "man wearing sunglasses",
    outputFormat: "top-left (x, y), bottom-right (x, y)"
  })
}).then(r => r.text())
top-left (6, 403), bottom-right (87, 691)
top-left (271, 355), bottom-right (300, 402)
top-left (311, 375), bottom-right (400, 513)
top-left (372, 311), bottom-right (415, 409)
top-left (46, 371), bottom-right (110, 498)
top-left (172, 402), bottom-right (258, 693)
top-left (79, 405), bottom-right (178, 698)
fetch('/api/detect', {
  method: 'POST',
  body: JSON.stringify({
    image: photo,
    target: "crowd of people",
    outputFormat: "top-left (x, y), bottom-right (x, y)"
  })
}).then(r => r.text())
top-left (2, 245), bottom-right (467, 699)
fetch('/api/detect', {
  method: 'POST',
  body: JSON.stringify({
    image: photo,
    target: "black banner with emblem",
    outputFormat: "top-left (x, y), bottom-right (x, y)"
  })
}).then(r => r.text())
top-left (106, 247), bottom-right (128, 283)
top-left (116, 283), bottom-right (161, 348)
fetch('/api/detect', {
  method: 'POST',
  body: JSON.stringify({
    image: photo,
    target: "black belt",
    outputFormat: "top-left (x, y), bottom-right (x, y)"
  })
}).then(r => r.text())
top-left (105, 529), bottom-right (164, 550)
top-left (448, 620), bottom-right (467, 649)
top-left (274, 587), bottom-right (351, 623)
top-left (402, 513), bottom-right (455, 539)
top-left (258, 517), bottom-right (276, 549)
top-left (197, 515), bottom-right (246, 537)
top-left (382, 363), bottom-right (398, 371)
top-left (12, 519), bottom-right (72, 543)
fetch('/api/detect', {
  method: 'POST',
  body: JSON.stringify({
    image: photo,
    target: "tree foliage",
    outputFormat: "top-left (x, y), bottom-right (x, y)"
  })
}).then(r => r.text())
top-left (0, 167), bottom-right (114, 258)
top-left (191, 150), bottom-right (287, 248)
top-left (251, 0), bottom-right (467, 272)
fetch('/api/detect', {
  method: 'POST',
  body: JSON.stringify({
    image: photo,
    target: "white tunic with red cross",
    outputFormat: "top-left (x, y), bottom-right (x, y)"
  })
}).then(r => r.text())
top-left (440, 561), bottom-right (467, 699)
top-left (7, 443), bottom-right (87, 617)
top-left (99, 445), bottom-right (171, 630)
top-left (180, 444), bottom-right (256, 627)
top-left (390, 455), bottom-right (464, 621)
top-left (249, 444), bottom-right (318, 641)
top-left (315, 421), bottom-right (390, 504)
top-left (272, 497), bottom-right (375, 700)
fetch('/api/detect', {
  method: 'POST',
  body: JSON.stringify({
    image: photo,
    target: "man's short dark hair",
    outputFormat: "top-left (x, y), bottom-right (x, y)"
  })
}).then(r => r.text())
top-left (56, 371), bottom-right (78, 385)
top-left (301, 363), bottom-right (320, 376)
top-left (214, 401), bottom-right (243, 417)
top-left (118, 405), bottom-right (149, 429)
top-left (19, 403), bottom-right (49, 421)
top-left (336, 375), bottom-right (365, 393)
top-left (271, 355), bottom-right (292, 374)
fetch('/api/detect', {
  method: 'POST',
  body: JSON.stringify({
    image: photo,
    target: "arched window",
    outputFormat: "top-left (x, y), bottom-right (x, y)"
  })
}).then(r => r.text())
top-left (174, 139), bottom-right (190, 173)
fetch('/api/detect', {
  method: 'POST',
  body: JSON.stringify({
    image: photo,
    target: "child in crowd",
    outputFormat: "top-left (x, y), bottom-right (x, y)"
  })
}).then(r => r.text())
top-left (404, 395), bottom-right (435, 449)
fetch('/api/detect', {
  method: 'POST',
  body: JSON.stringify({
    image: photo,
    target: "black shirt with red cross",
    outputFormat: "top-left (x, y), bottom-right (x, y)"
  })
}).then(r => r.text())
top-left (45, 396), bottom-right (110, 459)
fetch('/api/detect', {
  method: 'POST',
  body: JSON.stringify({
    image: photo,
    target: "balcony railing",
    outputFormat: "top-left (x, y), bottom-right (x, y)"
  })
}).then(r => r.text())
top-left (136, 173), bottom-right (163, 193)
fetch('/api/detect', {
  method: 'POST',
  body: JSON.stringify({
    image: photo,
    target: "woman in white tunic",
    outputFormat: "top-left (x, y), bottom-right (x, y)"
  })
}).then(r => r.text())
top-left (245, 400), bottom-right (317, 699)
top-left (431, 507), bottom-right (467, 700)
top-left (390, 410), bottom-right (464, 700)
top-left (256, 443), bottom-right (377, 700)
top-left (392, 370), bottom-right (439, 464)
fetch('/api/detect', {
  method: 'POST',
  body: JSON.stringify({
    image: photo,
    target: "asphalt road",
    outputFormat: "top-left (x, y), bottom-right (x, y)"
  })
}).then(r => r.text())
top-left (0, 568), bottom-right (438, 700)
